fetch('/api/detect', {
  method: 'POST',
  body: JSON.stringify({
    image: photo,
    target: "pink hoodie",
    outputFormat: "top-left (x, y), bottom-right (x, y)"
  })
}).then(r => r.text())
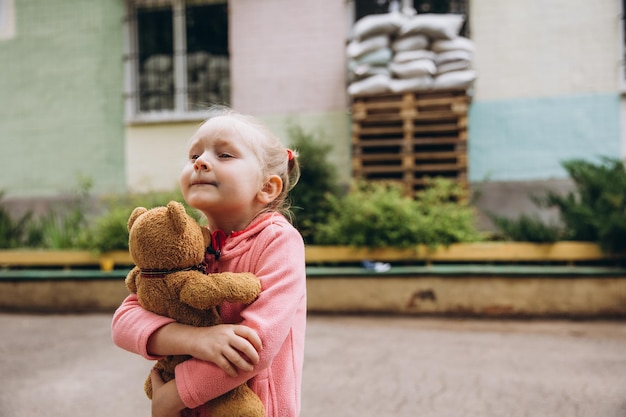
top-left (111, 213), bottom-right (307, 417)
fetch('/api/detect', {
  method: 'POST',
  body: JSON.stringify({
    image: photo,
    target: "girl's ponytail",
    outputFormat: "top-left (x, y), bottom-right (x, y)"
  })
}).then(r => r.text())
top-left (285, 148), bottom-right (300, 193)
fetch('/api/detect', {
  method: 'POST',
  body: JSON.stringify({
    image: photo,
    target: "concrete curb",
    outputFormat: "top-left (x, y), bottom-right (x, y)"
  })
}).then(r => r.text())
top-left (1, 266), bottom-right (625, 317)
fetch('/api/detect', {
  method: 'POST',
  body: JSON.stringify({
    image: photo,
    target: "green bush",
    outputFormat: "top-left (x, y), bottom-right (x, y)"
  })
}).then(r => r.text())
top-left (491, 157), bottom-right (626, 252)
top-left (0, 192), bottom-right (35, 249)
top-left (0, 182), bottom-right (201, 252)
top-left (413, 178), bottom-right (485, 246)
top-left (542, 158), bottom-right (626, 252)
top-left (287, 124), bottom-right (341, 244)
top-left (0, 178), bottom-right (93, 249)
top-left (315, 178), bottom-right (483, 248)
top-left (82, 190), bottom-right (203, 253)
top-left (490, 213), bottom-right (562, 243)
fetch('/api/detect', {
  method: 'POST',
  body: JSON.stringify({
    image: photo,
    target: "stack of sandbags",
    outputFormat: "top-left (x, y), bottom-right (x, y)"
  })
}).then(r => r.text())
top-left (346, 13), bottom-right (407, 96)
top-left (187, 51), bottom-right (211, 108)
top-left (392, 13), bottom-right (472, 93)
top-left (140, 54), bottom-right (174, 111)
top-left (389, 31), bottom-right (435, 93)
top-left (431, 36), bottom-right (475, 90)
top-left (347, 13), bottom-right (476, 96)
top-left (187, 52), bottom-right (231, 109)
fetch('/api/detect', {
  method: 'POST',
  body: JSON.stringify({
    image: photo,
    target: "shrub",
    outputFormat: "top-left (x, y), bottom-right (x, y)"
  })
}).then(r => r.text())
top-left (286, 124), bottom-right (341, 244)
top-left (83, 190), bottom-right (203, 253)
top-left (542, 158), bottom-right (626, 252)
top-left (0, 192), bottom-right (35, 249)
top-left (0, 177), bottom-right (93, 249)
top-left (413, 178), bottom-right (485, 246)
top-left (490, 214), bottom-right (562, 243)
top-left (315, 178), bottom-right (483, 248)
top-left (491, 157), bottom-right (626, 252)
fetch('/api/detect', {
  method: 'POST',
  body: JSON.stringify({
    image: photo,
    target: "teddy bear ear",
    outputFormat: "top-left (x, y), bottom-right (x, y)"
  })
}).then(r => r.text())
top-left (167, 201), bottom-right (189, 234)
top-left (201, 227), bottom-right (212, 247)
top-left (128, 207), bottom-right (148, 232)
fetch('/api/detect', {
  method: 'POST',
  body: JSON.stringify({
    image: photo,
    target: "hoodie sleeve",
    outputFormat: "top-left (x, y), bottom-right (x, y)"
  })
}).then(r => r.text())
top-left (111, 293), bottom-right (176, 360)
top-left (174, 221), bottom-right (306, 409)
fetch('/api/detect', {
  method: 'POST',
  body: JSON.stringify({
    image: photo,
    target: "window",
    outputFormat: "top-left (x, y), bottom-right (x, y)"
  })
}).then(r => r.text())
top-left (0, 0), bottom-right (15, 40)
top-left (124, 0), bottom-right (229, 122)
top-left (354, 0), bottom-right (469, 36)
top-left (621, 0), bottom-right (626, 91)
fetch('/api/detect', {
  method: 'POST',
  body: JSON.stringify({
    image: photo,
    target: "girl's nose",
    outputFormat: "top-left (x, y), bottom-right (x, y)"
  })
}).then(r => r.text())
top-left (194, 155), bottom-right (211, 171)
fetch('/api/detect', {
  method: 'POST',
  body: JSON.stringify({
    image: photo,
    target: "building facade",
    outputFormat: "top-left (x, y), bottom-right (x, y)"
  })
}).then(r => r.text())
top-left (0, 0), bottom-right (624, 224)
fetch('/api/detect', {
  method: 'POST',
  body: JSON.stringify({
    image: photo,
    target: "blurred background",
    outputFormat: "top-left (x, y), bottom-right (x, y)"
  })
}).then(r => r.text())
top-left (1, 0), bottom-right (624, 230)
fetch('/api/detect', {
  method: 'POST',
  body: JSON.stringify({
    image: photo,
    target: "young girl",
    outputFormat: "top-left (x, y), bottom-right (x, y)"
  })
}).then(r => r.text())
top-left (111, 106), bottom-right (306, 417)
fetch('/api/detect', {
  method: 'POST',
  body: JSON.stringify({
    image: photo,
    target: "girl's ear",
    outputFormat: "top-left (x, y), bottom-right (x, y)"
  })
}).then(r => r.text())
top-left (257, 175), bottom-right (283, 205)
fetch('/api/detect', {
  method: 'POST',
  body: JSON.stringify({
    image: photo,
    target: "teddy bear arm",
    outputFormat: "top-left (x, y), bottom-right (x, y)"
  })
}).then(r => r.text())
top-left (179, 272), bottom-right (261, 310)
top-left (125, 266), bottom-right (141, 293)
top-left (208, 384), bottom-right (265, 417)
top-left (218, 272), bottom-right (262, 304)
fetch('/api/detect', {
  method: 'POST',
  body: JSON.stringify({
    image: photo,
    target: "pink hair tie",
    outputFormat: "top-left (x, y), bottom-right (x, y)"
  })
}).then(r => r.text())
top-left (286, 149), bottom-right (294, 161)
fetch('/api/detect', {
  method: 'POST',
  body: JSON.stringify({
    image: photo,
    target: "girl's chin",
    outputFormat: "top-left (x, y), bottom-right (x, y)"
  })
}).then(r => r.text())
top-left (185, 194), bottom-right (215, 209)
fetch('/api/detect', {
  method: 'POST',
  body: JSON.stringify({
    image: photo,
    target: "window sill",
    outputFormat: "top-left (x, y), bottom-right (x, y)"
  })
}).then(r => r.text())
top-left (125, 111), bottom-right (208, 126)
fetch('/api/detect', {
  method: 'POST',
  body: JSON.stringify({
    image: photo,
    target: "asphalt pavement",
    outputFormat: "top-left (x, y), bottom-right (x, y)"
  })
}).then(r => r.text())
top-left (1, 313), bottom-right (625, 417)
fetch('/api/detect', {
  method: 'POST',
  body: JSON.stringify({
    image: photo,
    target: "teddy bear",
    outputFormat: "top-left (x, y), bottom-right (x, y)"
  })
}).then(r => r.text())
top-left (125, 200), bottom-right (265, 417)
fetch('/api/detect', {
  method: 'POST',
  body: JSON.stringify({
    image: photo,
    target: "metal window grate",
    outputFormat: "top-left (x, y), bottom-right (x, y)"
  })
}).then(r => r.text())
top-left (124, 0), bottom-right (229, 120)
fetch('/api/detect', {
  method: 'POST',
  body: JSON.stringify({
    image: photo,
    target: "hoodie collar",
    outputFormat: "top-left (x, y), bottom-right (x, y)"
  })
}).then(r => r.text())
top-left (205, 212), bottom-right (277, 260)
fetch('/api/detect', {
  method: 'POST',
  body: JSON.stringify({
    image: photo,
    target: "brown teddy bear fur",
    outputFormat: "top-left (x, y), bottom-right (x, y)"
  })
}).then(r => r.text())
top-left (125, 200), bottom-right (265, 417)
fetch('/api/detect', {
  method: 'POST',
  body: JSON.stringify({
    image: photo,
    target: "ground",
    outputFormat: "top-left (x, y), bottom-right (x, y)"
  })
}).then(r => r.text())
top-left (0, 313), bottom-right (625, 417)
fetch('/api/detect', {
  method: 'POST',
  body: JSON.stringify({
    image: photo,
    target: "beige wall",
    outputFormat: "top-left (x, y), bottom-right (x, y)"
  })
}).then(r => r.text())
top-left (125, 122), bottom-right (200, 193)
top-left (470, 0), bottom-right (621, 100)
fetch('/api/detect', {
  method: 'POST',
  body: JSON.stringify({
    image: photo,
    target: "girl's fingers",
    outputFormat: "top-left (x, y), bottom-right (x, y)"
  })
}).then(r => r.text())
top-left (215, 354), bottom-right (239, 377)
top-left (231, 336), bottom-right (260, 365)
top-left (234, 325), bottom-right (263, 352)
top-left (224, 347), bottom-right (255, 372)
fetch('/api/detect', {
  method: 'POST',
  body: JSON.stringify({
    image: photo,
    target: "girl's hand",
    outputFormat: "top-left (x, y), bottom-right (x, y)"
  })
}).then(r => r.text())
top-left (150, 369), bottom-right (185, 417)
top-left (188, 324), bottom-right (263, 377)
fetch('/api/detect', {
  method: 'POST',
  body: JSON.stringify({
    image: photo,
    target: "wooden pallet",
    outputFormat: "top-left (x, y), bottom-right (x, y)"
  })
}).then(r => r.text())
top-left (351, 89), bottom-right (469, 195)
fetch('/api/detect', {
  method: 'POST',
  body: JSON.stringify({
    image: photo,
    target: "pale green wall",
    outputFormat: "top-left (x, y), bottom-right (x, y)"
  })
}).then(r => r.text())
top-left (468, 93), bottom-right (621, 182)
top-left (0, 0), bottom-right (125, 197)
top-left (467, 0), bottom-right (623, 182)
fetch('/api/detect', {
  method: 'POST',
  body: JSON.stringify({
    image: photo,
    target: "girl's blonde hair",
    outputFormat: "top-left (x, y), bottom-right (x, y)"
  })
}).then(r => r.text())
top-left (204, 105), bottom-right (301, 219)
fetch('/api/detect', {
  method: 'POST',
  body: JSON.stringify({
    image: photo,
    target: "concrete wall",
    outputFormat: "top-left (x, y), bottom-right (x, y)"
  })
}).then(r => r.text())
top-left (125, 1), bottom-right (626, 209)
top-left (125, 122), bottom-right (199, 193)
top-left (467, 0), bottom-right (623, 224)
top-left (0, 0), bottom-right (125, 198)
top-left (229, 0), bottom-right (352, 184)
top-left (307, 274), bottom-right (626, 317)
top-left (230, 0), bottom-right (348, 114)
top-left (2, 0), bottom-right (623, 228)
top-left (125, 0), bottom-right (354, 193)
top-left (471, 1), bottom-right (620, 100)
top-left (2, 272), bottom-right (624, 317)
